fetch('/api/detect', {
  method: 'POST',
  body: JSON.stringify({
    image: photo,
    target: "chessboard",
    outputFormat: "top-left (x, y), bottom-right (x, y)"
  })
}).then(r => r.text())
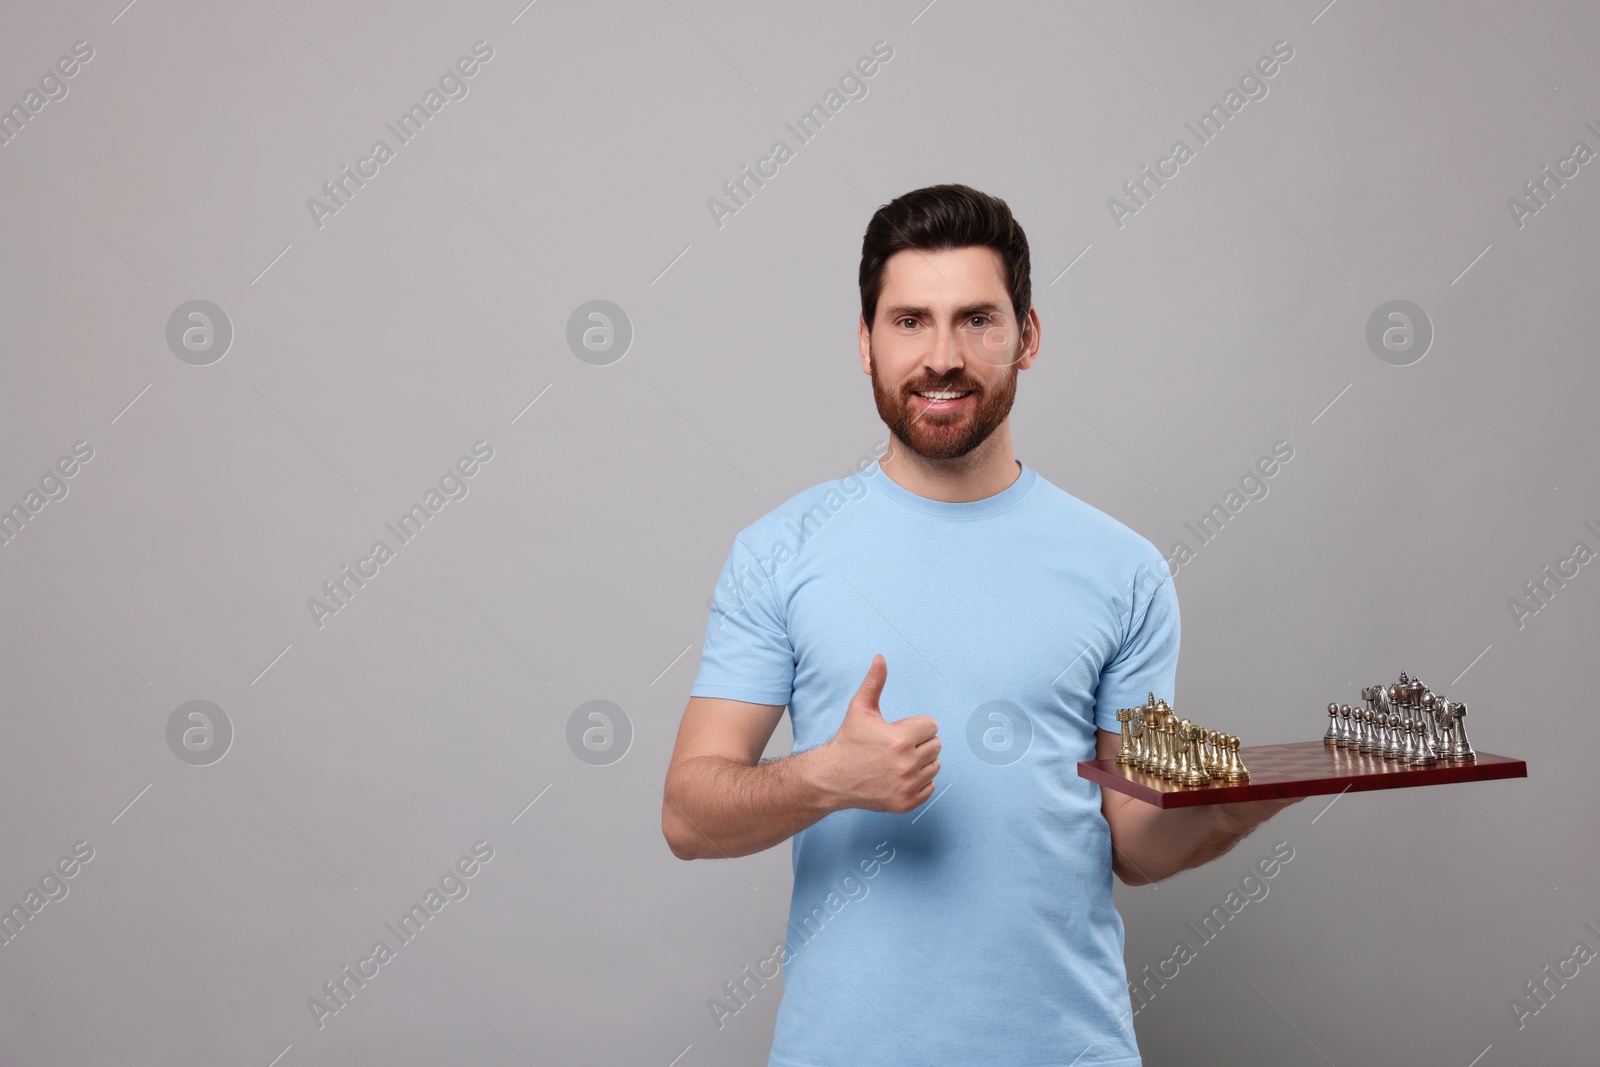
top-left (1078, 740), bottom-right (1527, 809)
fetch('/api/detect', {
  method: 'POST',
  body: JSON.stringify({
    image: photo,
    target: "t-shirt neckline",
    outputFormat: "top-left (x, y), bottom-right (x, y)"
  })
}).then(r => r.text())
top-left (864, 458), bottom-right (1037, 521)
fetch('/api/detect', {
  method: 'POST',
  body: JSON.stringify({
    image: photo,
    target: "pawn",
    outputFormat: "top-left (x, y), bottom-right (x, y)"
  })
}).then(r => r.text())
top-left (1324, 703), bottom-right (1340, 745)
top-left (1407, 719), bottom-right (1438, 766)
top-left (1222, 734), bottom-right (1251, 782)
top-left (1380, 712), bottom-right (1403, 760)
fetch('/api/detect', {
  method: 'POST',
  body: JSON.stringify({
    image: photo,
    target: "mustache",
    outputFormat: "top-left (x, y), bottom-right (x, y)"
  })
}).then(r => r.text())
top-left (903, 379), bottom-right (980, 394)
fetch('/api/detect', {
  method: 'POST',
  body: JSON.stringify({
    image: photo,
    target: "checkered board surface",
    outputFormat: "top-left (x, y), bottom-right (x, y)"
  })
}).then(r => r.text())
top-left (1078, 740), bottom-right (1527, 808)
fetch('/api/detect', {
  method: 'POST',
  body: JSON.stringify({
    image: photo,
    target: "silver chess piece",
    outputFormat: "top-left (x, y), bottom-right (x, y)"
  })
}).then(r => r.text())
top-left (1380, 711), bottom-right (1402, 760)
top-left (1407, 716), bottom-right (1438, 766)
top-left (1366, 685), bottom-right (1396, 755)
top-left (1408, 687), bottom-right (1446, 764)
top-left (1397, 681), bottom-right (1437, 765)
top-left (1386, 683), bottom-right (1416, 762)
top-left (1418, 691), bottom-right (1445, 763)
top-left (1419, 718), bottom-right (1441, 764)
top-left (1357, 707), bottom-right (1377, 754)
top-left (1325, 703), bottom-right (1340, 746)
top-left (1438, 699), bottom-right (1477, 763)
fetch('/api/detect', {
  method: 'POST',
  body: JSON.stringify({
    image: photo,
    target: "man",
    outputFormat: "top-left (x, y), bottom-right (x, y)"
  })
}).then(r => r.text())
top-left (662, 184), bottom-right (1300, 1066)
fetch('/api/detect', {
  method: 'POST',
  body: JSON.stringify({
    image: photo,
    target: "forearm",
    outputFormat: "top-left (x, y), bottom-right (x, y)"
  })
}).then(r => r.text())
top-left (1109, 797), bottom-right (1297, 885)
top-left (662, 748), bottom-right (838, 860)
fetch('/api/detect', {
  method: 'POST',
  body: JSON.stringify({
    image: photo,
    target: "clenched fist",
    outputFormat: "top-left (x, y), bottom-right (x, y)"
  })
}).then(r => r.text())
top-left (813, 654), bottom-right (941, 813)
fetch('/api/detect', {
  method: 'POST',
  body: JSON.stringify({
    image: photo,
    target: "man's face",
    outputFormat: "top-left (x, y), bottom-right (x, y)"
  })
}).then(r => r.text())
top-left (859, 246), bottom-right (1039, 461)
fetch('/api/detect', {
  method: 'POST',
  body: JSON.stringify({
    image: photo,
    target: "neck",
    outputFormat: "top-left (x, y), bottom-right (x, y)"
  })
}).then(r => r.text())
top-left (878, 423), bottom-right (1021, 502)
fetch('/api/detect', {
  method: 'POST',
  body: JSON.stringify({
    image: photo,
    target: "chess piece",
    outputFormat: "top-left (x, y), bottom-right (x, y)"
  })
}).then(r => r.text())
top-left (1441, 699), bottom-right (1477, 763)
top-left (1421, 690), bottom-right (1447, 759)
top-left (1409, 691), bottom-right (1439, 765)
top-left (1338, 703), bottom-right (1355, 748)
top-left (1324, 703), bottom-right (1340, 746)
top-left (1156, 714), bottom-right (1173, 778)
top-left (1220, 734), bottom-right (1251, 782)
top-left (1386, 684), bottom-right (1416, 762)
top-left (1356, 708), bottom-right (1375, 754)
top-left (1407, 719), bottom-right (1437, 766)
top-left (1144, 708), bottom-right (1163, 772)
top-left (1180, 722), bottom-right (1210, 786)
top-left (1379, 712), bottom-right (1401, 760)
top-left (1157, 702), bottom-right (1179, 779)
top-left (1138, 695), bottom-right (1161, 773)
top-left (1368, 684), bottom-right (1396, 747)
top-left (1114, 708), bottom-right (1134, 765)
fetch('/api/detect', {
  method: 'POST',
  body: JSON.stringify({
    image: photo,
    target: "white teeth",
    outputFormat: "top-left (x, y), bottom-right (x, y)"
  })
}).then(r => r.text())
top-left (917, 391), bottom-right (968, 400)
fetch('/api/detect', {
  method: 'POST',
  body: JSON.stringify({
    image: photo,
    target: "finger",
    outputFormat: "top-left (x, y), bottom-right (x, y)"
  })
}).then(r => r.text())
top-left (851, 654), bottom-right (888, 716)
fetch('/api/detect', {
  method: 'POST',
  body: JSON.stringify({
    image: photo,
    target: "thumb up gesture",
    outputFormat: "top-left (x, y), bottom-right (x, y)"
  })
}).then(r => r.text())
top-left (815, 654), bottom-right (941, 813)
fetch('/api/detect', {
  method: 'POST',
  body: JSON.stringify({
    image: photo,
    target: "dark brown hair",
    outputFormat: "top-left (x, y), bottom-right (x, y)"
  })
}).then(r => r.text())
top-left (858, 183), bottom-right (1031, 328)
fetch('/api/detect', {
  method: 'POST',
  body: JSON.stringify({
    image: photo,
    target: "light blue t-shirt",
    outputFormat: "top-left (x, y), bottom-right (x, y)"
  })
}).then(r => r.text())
top-left (690, 457), bottom-right (1179, 1067)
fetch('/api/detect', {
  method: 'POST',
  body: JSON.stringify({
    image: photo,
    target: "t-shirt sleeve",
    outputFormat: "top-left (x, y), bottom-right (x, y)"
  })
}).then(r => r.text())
top-left (688, 535), bottom-right (795, 706)
top-left (1092, 551), bottom-right (1180, 734)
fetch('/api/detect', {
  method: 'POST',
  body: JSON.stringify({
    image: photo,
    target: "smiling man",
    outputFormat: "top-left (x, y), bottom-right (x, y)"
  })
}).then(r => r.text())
top-left (662, 184), bottom-right (1299, 1067)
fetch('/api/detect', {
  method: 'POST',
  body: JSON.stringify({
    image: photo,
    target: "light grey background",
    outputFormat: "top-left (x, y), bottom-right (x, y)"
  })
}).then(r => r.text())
top-left (1, 1), bottom-right (1594, 1064)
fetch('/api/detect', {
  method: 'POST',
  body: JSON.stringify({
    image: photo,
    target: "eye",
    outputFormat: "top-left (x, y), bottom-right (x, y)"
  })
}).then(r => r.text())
top-left (896, 317), bottom-right (918, 329)
top-left (967, 314), bottom-right (991, 328)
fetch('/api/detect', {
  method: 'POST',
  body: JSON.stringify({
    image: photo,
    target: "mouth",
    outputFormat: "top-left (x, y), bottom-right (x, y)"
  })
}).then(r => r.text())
top-left (909, 389), bottom-right (974, 413)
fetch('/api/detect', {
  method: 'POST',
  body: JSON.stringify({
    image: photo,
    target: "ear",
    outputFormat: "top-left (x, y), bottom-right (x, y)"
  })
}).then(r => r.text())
top-left (1016, 306), bottom-right (1042, 371)
top-left (858, 314), bottom-right (873, 375)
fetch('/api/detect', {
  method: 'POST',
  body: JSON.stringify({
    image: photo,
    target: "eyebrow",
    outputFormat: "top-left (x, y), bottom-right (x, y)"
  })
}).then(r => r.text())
top-left (882, 301), bottom-right (1006, 320)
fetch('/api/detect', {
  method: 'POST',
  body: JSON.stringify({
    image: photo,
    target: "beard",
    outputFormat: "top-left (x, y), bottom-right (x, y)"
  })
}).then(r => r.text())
top-left (869, 345), bottom-right (1018, 461)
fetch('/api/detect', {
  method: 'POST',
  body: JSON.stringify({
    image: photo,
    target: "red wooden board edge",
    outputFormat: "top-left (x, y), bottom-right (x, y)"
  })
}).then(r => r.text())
top-left (1078, 740), bottom-right (1528, 808)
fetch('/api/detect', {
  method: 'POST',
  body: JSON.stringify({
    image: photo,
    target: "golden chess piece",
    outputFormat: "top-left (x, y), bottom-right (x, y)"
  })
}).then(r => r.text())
top-left (1147, 714), bottom-right (1165, 777)
top-left (1162, 716), bottom-right (1180, 780)
top-left (1141, 694), bottom-right (1162, 773)
top-left (1114, 708), bottom-right (1134, 765)
top-left (1155, 700), bottom-right (1179, 779)
top-left (1138, 707), bottom-right (1158, 775)
top-left (1173, 718), bottom-right (1194, 781)
top-left (1180, 722), bottom-right (1211, 785)
top-left (1221, 734), bottom-right (1251, 782)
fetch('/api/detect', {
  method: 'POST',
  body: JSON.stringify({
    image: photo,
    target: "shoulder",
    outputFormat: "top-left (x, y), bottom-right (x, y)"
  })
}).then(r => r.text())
top-left (727, 458), bottom-right (881, 554)
top-left (1027, 467), bottom-right (1168, 574)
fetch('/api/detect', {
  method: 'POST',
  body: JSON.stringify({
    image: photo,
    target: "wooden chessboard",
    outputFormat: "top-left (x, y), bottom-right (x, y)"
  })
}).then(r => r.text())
top-left (1078, 740), bottom-right (1527, 808)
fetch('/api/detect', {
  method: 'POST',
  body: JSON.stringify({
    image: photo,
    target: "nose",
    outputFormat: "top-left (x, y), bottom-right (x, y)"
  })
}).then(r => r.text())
top-left (924, 322), bottom-right (965, 377)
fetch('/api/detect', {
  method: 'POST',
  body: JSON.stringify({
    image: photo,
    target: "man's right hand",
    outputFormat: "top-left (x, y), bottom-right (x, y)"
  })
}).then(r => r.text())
top-left (812, 654), bottom-right (941, 813)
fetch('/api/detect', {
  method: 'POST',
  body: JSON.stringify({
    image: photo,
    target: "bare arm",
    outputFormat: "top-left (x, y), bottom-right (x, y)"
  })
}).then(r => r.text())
top-left (662, 655), bottom-right (941, 860)
top-left (1095, 728), bottom-right (1301, 885)
top-left (660, 696), bottom-right (834, 859)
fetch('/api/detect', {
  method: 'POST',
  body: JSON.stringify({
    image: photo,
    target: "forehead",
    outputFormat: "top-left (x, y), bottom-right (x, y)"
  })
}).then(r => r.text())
top-left (877, 246), bottom-right (1009, 313)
